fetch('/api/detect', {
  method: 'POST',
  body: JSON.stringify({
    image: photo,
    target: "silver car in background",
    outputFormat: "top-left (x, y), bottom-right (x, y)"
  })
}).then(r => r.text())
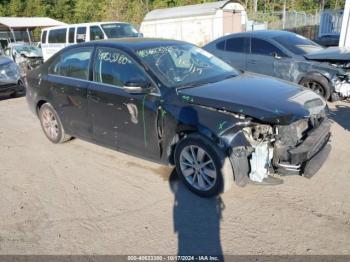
top-left (3, 43), bottom-right (43, 73)
top-left (204, 30), bottom-right (350, 101)
top-left (0, 56), bottom-right (24, 98)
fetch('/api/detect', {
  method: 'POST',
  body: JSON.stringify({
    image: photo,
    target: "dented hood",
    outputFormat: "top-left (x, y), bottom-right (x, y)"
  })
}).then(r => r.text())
top-left (177, 73), bottom-right (326, 125)
top-left (304, 47), bottom-right (350, 61)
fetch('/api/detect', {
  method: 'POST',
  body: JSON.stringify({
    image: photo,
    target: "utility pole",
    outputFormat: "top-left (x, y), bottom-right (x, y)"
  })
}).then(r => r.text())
top-left (282, 0), bottom-right (286, 29)
top-left (339, 0), bottom-right (350, 47)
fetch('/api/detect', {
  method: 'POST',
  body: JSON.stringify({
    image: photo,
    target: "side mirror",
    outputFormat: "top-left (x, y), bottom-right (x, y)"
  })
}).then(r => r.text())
top-left (272, 52), bottom-right (282, 60)
top-left (123, 81), bottom-right (151, 94)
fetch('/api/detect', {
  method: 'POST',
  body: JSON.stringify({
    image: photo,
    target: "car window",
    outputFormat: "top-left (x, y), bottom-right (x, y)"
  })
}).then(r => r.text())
top-left (251, 38), bottom-right (285, 57)
top-left (93, 47), bottom-right (147, 87)
top-left (216, 40), bottom-right (225, 50)
top-left (273, 34), bottom-right (323, 55)
top-left (136, 44), bottom-right (237, 88)
top-left (68, 28), bottom-right (75, 44)
top-left (90, 26), bottom-right (104, 41)
top-left (76, 27), bottom-right (87, 43)
top-left (48, 29), bottom-right (67, 44)
top-left (101, 23), bottom-right (139, 38)
top-left (226, 37), bottom-right (245, 52)
top-left (41, 31), bottom-right (47, 44)
top-left (49, 47), bottom-right (93, 80)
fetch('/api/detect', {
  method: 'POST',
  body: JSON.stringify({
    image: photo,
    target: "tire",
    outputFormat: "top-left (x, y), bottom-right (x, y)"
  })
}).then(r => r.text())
top-left (39, 103), bottom-right (71, 144)
top-left (299, 75), bottom-right (331, 101)
top-left (174, 133), bottom-right (234, 197)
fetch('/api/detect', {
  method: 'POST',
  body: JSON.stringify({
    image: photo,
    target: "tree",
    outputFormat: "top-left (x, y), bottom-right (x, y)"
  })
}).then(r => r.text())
top-left (74, 0), bottom-right (102, 23)
top-left (8, 0), bottom-right (25, 16)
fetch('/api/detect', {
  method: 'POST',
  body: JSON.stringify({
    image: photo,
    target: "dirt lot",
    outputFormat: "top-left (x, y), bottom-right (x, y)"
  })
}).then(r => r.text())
top-left (0, 96), bottom-right (349, 255)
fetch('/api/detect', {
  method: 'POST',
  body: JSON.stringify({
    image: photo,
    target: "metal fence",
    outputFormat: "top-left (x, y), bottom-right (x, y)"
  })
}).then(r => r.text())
top-left (249, 11), bottom-right (320, 30)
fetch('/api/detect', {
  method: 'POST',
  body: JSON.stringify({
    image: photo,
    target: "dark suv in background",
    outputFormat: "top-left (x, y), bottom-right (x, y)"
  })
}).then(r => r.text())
top-left (204, 30), bottom-right (350, 101)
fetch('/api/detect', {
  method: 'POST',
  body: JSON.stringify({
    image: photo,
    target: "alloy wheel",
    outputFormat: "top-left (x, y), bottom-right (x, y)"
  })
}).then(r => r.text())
top-left (41, 109), bottom-right (59, 140)
top-left (179, 145), bottom-right (217, 191)
top-left (302, 81), bottom-right (325, 97)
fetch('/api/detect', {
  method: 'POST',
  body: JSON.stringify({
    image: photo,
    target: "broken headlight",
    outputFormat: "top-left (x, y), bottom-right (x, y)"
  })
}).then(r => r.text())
top-left (244, 124), bottom-right (274, 143)
top-left (331, 62), bottom-right (350, 70)
top-left (0, 62), bottom-right (20, 81)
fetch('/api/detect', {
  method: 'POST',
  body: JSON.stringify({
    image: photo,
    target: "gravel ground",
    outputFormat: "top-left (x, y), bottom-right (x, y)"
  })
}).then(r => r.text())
top-left (0, 96), bottom-right (349, 255)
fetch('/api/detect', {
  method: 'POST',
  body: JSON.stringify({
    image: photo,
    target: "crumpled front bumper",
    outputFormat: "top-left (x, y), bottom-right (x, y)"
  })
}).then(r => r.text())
top-left (275, 119), bottom-right (331, 177)
top-left (334, 81), bottom-right (350, 97)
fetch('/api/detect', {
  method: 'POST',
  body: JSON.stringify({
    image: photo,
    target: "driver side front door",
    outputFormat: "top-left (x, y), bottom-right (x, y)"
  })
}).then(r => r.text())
top-left (88, 47), bottom-right (161, 159)
top-left (247, 37), bottom-right (291, 80)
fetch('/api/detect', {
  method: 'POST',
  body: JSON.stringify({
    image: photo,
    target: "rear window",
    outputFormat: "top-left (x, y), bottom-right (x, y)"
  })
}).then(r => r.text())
top-left (48, 47), bottom-right (93, 80)
top-left (41, 31), bottom-right (47, 44)
top-left (48, 29), bottom-right (67, 43)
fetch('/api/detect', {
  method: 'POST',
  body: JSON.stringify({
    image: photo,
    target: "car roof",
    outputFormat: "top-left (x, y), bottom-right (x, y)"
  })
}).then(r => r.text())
top-left (213, 30), bottom-right (298, 42)
top-left (81, 38), bottom-right (189, 50)
top-left (43, 21), bottom-right (129, 31)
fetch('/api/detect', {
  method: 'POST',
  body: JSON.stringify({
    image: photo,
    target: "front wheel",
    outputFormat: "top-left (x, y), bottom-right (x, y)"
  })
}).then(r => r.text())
top-left (39, 103), bottom-right (71, 144)
top-left (300, 75), bottom-right (331, 100)
top-left (174, 134), bottom-right (233, 197)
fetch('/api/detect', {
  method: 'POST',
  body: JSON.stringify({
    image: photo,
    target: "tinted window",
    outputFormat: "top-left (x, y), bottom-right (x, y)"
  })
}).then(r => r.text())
top-left (49, 47), bottom-right (93, 80)
top-left (273, 34), bottom-right (323, 55)
top-left (216, 40), bottom-right (225, 50)
top-left (68, 28), bottom-right (75, 43)
top-left (41, 31), bottom-right (47, 44)
top-left (226, 37), bottom-right (245, 52)
top-left (48, 29), bottom-right (67, 43)
top-left (90, 26), bottom-right (104, 41)
top-left (94, 47), bottom-right (146, 87)
top-left (76, 27), bottom-right (87, 43)
top-left (251, 38), bottom-right (284, 56)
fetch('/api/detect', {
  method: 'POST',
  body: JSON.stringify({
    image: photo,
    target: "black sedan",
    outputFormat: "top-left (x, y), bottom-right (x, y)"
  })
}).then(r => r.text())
top-left (26, 39), bottom-right (331, 197)
top-left (203, 30), bottom-right (350, 101)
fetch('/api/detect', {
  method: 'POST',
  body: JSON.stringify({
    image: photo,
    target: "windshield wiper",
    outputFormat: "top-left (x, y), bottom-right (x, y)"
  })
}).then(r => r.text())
top-left (176, 82), bottom-right (206, 90)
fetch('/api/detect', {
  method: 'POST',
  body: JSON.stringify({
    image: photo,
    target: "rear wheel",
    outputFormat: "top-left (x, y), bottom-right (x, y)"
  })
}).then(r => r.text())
top-left (39, 103), bottom-right (71, 144)
top-left (300, 75), bottom-right (331, 100)
top-left (174, 134), bottom-right (233, 197)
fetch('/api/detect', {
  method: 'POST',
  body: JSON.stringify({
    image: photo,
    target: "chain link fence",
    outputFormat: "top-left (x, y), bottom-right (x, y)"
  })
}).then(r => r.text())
top-left (248, 11), bottom-right (320, 39)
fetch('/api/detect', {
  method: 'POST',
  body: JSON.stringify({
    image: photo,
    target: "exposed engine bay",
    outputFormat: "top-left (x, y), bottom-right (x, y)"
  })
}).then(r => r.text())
top-left (237, 111), bottom-right (330, 184)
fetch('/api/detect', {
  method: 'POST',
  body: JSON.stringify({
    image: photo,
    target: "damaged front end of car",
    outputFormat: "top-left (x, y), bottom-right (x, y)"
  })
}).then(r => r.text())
top-left (216, 104), bottom-right (331, 186)
top-left (332, 73), bottom-right (350, 98)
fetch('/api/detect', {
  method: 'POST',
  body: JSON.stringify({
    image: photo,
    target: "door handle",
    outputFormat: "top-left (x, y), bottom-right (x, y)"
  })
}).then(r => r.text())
top-left (248, 59), bottom-right (257, 64)
top-left (88, 95), bottom-right (100, 103)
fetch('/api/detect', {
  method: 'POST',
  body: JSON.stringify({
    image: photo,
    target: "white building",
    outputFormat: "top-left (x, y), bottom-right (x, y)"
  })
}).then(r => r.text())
top-left (140, 1), bottom-right (247, 47)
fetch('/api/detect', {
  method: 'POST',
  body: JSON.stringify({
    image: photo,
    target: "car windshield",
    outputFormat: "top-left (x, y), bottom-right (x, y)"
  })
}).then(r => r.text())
top-left (14, 45), bottom-right (42, 56)
top-left (135, 44), bottom-right (238, 88)
top-left (101, 23), bottom-right (139, 38)
top-left (274, 34), bottom-right (324, 55)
